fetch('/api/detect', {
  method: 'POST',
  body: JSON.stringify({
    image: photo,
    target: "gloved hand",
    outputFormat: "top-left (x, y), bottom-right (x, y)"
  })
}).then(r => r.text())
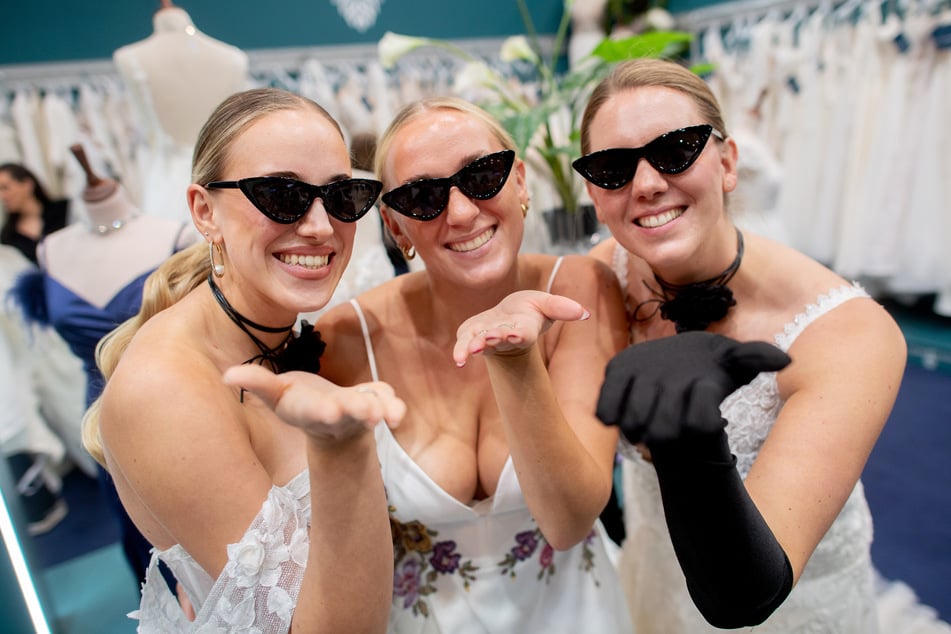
top-left (598, 332), bottom-right (795, 628)
top-left (596, 331), bottom-right (791, 445)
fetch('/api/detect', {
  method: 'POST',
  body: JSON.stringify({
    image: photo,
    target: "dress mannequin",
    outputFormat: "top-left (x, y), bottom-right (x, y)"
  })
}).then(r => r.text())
top-left (39, 146), bottom-right (196, 313)
top-left (113, 1), bottom-right (249, 223)
top-left (570, 0), bottom-right (608, 66)
top-left (30, 145), bottom-right (196, 586)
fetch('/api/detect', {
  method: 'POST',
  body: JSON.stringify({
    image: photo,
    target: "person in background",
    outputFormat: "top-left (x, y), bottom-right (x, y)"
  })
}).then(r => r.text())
top-left (0, 163), bottom-right (69, 264)
top-left (82, 87), bottom-right (401, 631)
top-left (577, 58), bottom-right (907, 632)
top-left (9, 143), bottom-right (196, 589)
top-left (317, 96), bottom-right (634, 633)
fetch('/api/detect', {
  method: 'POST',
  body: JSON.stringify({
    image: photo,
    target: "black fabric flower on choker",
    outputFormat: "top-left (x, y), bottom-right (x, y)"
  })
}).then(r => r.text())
top-left (658, 284), bottom-right (736, 333)
top-left (279, 320), bottom-right (325, 374)
top-left (208, 275), bottom-right (325, 400)
top-left (633, 229), bottom-right (744, 334)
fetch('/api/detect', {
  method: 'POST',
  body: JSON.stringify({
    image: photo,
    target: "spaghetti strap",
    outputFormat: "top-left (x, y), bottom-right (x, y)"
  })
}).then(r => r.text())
top-left (546, 256), bottom-right (565, 293)
top-left (348, 298), bottom-right (380, 382)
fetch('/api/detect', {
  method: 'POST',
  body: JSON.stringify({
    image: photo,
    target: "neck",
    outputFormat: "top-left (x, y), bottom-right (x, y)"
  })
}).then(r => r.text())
top-left (424, 262), bottom-right (525, 336)
top-left (83, 186), bottom-right (139, 234)
top-left (153, 7), bottom-right (195, 34)
top-left (636, 228), bottom-right (744, 333)
top-left (18, 198), bottom-right (42, 218)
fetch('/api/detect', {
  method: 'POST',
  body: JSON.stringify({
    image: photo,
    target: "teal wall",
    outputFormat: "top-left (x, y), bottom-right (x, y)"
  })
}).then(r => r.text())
top-left (0, 0), bottom-right (566, 65)
top-left (0, 0), bottom-right (716, 66)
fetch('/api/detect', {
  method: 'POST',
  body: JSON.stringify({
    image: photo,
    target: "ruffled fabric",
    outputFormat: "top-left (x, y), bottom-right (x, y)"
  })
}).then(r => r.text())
top-left (7, 268), bottom-right (49, 326)
top-left (133, 471), bottom-right (310, 633)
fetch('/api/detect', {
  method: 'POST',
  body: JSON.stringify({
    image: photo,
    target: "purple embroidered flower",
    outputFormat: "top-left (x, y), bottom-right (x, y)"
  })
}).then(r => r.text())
top-left (539, 543), bottom-right (554, 570)
top-left (511, 530), bottom-right (539, 561)
top-left (430, 541), bottom-right (461, 574)
top-left (394, 559), bottom-right (422, 609)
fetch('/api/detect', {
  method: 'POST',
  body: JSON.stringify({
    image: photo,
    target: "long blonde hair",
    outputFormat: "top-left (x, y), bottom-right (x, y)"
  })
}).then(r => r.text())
top-left (82, 87), bottom-right (342, 466)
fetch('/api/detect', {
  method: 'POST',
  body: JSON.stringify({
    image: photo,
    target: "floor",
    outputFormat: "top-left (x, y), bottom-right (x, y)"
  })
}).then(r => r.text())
top-left (17, 297), bottom-right (951, 633)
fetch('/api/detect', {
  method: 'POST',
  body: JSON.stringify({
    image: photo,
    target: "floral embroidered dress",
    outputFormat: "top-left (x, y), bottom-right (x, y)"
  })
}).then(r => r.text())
top-left (133, 471), bottom-right (310, 632)
top-left (612, 244), bottom-right (880, 633)
top-left (350, 258), bottom-right (634, 633)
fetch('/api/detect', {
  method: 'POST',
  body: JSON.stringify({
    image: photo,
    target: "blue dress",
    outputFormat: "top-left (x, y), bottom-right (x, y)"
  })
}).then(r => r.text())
top-left (42, 272), bottom-right (152, 406)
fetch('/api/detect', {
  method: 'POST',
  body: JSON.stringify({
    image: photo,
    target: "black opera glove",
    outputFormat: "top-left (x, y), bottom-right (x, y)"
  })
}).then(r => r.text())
top-left (596, 331), bottom-right (791, 446)
top-left (598, 331), bottom-right (795, 628)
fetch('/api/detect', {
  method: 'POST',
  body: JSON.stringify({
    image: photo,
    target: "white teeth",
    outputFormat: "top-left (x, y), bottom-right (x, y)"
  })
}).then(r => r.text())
top-left (637, 208), bottom-right (684, 228)
top-left (278, 253), bottom-right (330, 269)
top-left (449, 227), bottom-right (495, 252)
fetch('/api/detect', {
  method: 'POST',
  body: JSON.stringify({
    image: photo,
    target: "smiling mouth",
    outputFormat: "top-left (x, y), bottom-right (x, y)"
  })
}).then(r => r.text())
top-left (448, 227), bottom-right (495, 252)
top-left (277, 253), bottom-right (331, 270)
top-left (636, 208), bottom-right (684, 228)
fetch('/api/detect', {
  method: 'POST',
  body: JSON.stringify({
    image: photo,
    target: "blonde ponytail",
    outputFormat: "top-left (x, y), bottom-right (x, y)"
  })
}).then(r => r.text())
top-left (82, 242), bottom-right (210, 466)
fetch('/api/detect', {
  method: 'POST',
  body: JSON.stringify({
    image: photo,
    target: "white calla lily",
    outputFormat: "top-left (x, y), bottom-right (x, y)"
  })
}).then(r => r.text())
top-left (645, 8), bottom-right (676, 31)
top-left (499, 35), bottom-right (539, 64)
top-left (453, 61), bottom-right (500, 95)
top-left (378, 32), bottom-right (430, 69)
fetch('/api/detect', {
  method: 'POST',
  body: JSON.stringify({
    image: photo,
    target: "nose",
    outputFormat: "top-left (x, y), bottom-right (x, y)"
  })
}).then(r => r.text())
top-left (443, 186), bottom-right (480, 226)
top-left (629, 157), bottom-right (668, 200)
top-left (296, 198), bottom-right (335, 237)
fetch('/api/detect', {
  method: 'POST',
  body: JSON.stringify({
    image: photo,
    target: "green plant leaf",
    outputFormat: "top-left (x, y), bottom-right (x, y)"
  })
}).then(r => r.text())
top-left (590, 31), bottom-right (693, 62)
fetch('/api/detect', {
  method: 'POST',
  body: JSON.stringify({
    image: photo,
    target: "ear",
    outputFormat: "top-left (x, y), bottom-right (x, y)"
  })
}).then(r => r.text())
top-left (721, 136), bottom-right (739, 194)
top-left (513, 156), bottom-right (529, 209)
top-left (188, 183), bottom-right (219, 238)
top-left (379, 205), bottom-right (408, 249)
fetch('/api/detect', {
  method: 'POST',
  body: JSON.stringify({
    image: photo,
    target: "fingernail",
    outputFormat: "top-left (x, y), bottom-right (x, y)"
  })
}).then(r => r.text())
top-left (581, 309), bottom-right (591, 320)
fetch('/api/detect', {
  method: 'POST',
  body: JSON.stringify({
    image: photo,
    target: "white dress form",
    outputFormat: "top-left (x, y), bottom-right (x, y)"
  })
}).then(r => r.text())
top-left (39, 145), bottom-right (196, 306)
top-left (113, 3), bottom-right (249, 148)
top-left (113, 2), bottom-right (249, 224)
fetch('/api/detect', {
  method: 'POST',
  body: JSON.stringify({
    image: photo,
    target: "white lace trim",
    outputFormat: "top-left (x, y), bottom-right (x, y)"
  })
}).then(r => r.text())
top-left (774, 281), bottom-right (869, 351)
top-left (133, 471), bottom-right (310, 633)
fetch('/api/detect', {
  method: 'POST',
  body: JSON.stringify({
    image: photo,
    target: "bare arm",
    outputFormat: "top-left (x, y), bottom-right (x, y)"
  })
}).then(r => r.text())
top-left (226, 365), bottom-right (403, 633)
top-left (455, 257), bottom-right (628, 549)
top-left (746, 297), bottom-right (906, 579)
top-left (101, 338), bottom-right (402, 632)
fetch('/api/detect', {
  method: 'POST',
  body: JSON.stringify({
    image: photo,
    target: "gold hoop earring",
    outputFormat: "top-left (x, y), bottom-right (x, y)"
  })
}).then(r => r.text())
top-left (520, 202), bottom-right (529, 218)
top-left (209, 241), bottom-right (225, 277)
top-left (400, 244), bottom-right (416, 261)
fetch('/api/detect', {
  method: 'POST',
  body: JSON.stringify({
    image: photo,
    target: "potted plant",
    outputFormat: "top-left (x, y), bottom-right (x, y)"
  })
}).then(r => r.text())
top-left (378, 0), bottom-right (694, 246)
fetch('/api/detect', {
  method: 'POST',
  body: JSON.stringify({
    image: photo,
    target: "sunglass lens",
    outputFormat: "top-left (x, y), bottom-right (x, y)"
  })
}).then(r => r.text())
top-left (247, 179), bottom-right (311, 223)
top-left (577, 150), bottom-right (635, 190)
top-left (386, 183), bottom-right (450, 220)
top-left (458, 153), bottom-right (512, 199)
top-left (324, 180), bottom-right (380, 222)
top-left (648, 128), bottom-right (709, 173)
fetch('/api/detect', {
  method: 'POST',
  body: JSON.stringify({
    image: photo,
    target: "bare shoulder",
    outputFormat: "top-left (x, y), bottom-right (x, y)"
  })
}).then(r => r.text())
top-left (101, 311), bottom-right (241, 445)
top-left (587, 236), bottom-right (618, 265)
top-left (317, 273), bottom-right (417, 384)
top-left (750, 235), bottom-right (908, 394)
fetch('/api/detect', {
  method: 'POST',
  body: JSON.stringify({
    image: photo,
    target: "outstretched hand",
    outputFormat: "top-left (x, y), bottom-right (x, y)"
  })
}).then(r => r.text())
top-left (596, 332), bottom-right (791, 446)
top-left (452, 290), bottom-right (590, 367)
top-left (223, 364), bottom-right (406, 443)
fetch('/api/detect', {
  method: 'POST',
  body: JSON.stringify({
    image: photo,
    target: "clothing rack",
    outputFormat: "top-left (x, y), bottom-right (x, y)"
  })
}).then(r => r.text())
top-left (0, 37), bottom-right (521, 98)
top-left (675, 0), bottom-right (831, 30)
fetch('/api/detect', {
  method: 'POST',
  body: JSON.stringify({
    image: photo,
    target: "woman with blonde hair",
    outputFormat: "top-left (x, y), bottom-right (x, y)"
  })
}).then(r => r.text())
top-left (318, 96), bottom-right (634, 632)
top-left (84, 87), bottom-right (403, 632)
top-left (578, 58), bottom-right (907, 632)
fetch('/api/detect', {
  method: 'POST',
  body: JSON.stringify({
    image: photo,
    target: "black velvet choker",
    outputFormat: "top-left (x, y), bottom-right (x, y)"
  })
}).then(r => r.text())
top-left (633, 228), bottom-right (744, 333)
top-left (207, 275), bottom-right (325, 398)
